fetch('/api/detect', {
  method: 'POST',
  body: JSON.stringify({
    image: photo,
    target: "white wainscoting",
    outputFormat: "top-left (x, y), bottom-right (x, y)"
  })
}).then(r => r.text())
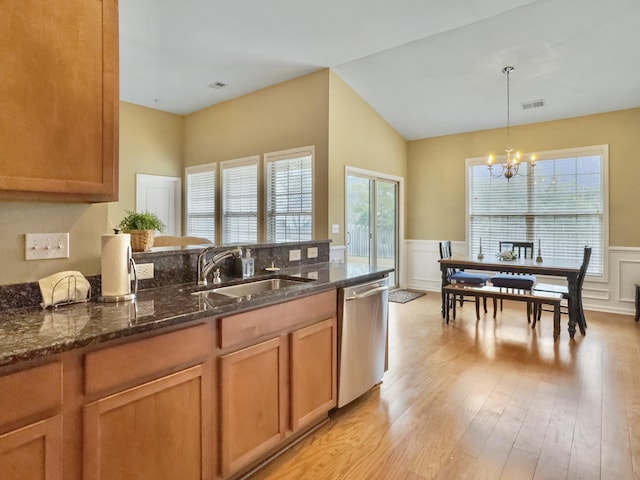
top-left (402, 240), bottom-right (640, 317)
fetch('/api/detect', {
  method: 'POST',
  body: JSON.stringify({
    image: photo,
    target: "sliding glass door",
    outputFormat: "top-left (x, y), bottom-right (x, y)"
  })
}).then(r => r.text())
top-left (346, 171), bottom-right (399, 287)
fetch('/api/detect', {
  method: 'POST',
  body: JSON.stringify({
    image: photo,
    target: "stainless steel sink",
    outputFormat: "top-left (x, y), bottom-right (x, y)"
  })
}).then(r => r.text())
top-left (189, 277), bottom-right (312, 299)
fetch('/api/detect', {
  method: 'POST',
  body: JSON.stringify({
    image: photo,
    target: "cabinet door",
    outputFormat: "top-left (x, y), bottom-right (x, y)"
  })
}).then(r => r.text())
top-left (83, 365), bottom-right (209, 480)
top-left (290, 317), bottom-right (337, 430)
top-left (220, 337), bottom-right (285, 478)
top-left (0, 0), bottom-right (118, 202)
top-left (0, 416), bottom-right (63, 480)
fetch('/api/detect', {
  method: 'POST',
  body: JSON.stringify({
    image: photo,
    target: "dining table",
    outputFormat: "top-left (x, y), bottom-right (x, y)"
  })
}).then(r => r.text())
top-left (438, 255), bottom-right (585, 338)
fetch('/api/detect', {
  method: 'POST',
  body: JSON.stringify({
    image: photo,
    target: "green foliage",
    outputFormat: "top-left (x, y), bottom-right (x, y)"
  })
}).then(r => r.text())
top-left (347, 178), bottom-right (396, 230)
top-left (118, 210), bottom-right (165, 232)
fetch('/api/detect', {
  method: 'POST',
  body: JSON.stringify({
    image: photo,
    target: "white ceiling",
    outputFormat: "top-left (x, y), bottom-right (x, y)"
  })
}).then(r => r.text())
top-left (120, 0), bottom-right (640, 141)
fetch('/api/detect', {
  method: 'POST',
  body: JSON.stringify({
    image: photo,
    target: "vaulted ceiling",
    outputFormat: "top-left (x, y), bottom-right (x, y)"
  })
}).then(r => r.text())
top-left (120, 0), bottom-right (640, 140)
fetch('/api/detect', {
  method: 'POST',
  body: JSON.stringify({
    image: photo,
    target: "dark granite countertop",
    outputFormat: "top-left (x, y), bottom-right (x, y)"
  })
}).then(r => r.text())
top-left (0, 262), bottom-right (391, 369)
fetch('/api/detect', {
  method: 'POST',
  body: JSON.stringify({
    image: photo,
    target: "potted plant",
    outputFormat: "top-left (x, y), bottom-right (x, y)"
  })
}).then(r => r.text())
top-left (118, 210), bottom-right (166, 252)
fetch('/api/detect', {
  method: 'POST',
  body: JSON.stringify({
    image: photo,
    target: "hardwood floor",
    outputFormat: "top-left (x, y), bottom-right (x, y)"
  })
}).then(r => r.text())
top-left (250, 294), bottom-right (640, 480)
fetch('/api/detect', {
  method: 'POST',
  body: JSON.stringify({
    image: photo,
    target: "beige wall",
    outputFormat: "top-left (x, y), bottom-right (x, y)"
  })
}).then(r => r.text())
top-left (181, 69), bottom-right (406, 245)
top-left (0, 202), bottom-right (108, 285)
top-left (109, 102), bottom-right (184, 231)
top-left (327, 72), bottom-right (407, 245)
top-left (184, 70), bottom-right (330, 240)
top-left (407, 107), bottom-right (640, 246)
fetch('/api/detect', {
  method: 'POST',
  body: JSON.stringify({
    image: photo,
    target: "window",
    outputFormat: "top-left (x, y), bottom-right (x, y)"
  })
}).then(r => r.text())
top-left (221, 156), bottom-right (259, 244)
top-left (185, 163), bottom-right (216, 243)
top-left (265, 146), bottom-right (313, 242)
top-left (467, 145), bottom-right (607, 276)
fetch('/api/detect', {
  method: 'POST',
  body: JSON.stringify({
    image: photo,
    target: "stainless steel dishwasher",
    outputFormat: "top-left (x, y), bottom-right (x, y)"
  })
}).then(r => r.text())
top-left (337, 276), bottom-right (389, 407)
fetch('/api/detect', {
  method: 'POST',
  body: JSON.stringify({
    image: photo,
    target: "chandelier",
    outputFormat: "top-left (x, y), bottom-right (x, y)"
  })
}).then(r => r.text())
top-left (488, 66), bottom-right (536, 180)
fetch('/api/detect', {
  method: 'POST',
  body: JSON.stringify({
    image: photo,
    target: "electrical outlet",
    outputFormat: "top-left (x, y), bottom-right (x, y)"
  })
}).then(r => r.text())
top-left (289, 249), bottom-right (301, 261)
top-left (135, 263), bottom-right (154, 280)
top-left (307, 247), bottom-right (318, 259)
top-left (25, 233), bottom-right (70, 260)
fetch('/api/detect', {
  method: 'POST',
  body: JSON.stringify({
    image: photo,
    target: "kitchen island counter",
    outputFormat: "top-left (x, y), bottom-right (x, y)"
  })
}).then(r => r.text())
top-left (0, 262), bottom-right (391, 370)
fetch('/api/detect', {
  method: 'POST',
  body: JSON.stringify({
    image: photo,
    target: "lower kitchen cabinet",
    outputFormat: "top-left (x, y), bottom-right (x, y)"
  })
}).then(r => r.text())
top-left (82, 323), bottom-right (214, 480)
top-left (218, 291), bottom-right (338, 478)
top-left (83, 365), bottom-right (207, 480)
top-left (0, 362), bottom-right (63, 480)
top-left (220, 337), bottom-right (286, 478)
top-left (291, 317), bottom-right (337, 431)
top-left (0, 289), bottom-right (341, 479)
top-left (0, 416), bottom-right (63, 480)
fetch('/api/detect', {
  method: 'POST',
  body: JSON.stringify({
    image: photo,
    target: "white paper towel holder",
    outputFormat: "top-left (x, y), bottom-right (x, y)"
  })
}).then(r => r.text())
top-left (98, 230), bottom-right (139, 303)
top-left (98, 256), bottom-right (138, 303)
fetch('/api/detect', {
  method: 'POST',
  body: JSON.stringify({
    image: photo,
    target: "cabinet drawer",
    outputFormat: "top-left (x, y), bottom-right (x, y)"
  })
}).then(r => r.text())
top-left (218, 290), bottom-right (337, 350)
top-left (85, 323), bottom-right (211, 395)
top-left (0, 362), bottom-right (62, 427)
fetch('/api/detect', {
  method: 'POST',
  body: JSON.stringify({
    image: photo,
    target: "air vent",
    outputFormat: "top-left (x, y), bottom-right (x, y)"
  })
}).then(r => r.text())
top-left (521, 99), bottom-right (545, 110)
top-left (208, 81), bottom-right (228, 89)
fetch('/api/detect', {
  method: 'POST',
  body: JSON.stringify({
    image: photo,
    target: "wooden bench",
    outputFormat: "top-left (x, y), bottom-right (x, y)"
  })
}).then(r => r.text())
top-left (442, 284), bottom-right (564, 341)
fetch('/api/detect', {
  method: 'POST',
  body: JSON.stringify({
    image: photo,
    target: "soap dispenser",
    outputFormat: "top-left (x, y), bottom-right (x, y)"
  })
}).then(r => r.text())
top-left (243, 249), bottom-right (254, 277)
top-left (248, 250), bottom-right (255, 276)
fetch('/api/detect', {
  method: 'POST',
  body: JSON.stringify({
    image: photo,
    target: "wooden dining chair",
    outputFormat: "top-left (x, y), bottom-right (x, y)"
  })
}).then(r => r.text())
top-left (439, 241), bottom-right (490, 320)
top-left (492, 241), bottom-right (536, 321)
top-left (532, 246), bottom-right (591, 331)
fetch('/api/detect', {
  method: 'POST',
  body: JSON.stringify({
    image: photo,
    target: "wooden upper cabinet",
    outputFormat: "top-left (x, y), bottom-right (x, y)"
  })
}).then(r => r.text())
top-left (0, 0), bottom-right (118, 202)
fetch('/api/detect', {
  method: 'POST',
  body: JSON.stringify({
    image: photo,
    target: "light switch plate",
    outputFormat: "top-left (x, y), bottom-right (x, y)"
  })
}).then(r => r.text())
top-left (25, 233), bottom-right (69, 260)
top-left (331, 224), bottom-right (340, 234)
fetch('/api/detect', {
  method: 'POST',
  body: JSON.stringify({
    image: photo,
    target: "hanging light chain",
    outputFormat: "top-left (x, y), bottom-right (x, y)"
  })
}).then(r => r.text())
top-left (488, 65), bottom-right (535, 180)
top-left (503, 66), bottom-right (513, 153)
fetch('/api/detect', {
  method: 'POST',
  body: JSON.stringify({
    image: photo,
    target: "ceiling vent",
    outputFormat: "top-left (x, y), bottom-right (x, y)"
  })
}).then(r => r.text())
top-left (208, 81), bottom-right (228, 89)
top-left (521, 99), bottom-right (545, 110)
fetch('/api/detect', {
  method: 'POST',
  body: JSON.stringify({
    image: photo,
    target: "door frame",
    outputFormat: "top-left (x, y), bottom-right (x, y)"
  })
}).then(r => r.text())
top-left (344, 166), bottom-right (404, 288)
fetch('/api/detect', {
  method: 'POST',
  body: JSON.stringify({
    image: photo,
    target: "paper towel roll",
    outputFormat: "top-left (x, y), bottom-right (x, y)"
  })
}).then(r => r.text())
top-left (101, 234), bottom-right (131, 297)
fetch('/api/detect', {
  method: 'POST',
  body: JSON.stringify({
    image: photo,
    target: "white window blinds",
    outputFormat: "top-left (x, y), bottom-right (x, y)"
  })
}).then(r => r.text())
top-left (467, 145), bottom-right (607, 276)
top-left (185, 164), bottom-right (216, 243)
top-left (265, 147), bottom-right (313, 242)
top-left (222, 156), bottom-right (258, 245)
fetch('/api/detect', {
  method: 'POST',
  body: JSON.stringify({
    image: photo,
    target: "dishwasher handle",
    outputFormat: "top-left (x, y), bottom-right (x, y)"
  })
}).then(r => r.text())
top-left (344, 285), bottom-right (389, 301)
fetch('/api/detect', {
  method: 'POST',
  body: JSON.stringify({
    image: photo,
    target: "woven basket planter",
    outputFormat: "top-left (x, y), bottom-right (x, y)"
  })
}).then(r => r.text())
top-left (129, 230), bottom-right (155, 252)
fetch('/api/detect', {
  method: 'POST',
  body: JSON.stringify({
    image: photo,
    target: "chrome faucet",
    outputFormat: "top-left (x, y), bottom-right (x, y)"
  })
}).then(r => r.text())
top-left (197, 246), bottom-right (243, 286)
